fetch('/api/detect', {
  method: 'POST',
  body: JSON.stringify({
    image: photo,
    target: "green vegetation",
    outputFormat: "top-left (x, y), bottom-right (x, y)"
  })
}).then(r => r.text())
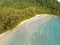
top-left (0, 0), bottom-right (60, 34)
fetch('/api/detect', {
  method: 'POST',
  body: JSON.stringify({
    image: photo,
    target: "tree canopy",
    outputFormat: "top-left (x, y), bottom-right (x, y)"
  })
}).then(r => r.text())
top-left (0, 0), bottom-right (60, 33)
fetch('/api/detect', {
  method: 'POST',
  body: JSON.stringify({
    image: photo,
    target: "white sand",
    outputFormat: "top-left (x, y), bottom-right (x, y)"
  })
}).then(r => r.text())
top-left (0, 14), bottom-right (53, 45)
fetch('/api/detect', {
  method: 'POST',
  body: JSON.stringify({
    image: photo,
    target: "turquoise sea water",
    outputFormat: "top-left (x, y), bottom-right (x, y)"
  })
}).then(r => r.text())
top-left (5, 16), bottom-right (60, 45)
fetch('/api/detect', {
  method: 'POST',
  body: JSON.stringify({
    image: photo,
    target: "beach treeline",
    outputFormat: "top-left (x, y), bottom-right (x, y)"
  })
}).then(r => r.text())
top-left (0, 0), bottom-right (60, 33)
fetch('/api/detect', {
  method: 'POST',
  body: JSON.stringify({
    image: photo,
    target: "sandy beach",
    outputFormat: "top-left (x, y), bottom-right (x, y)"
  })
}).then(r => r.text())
top-left (0, 14), bottom-right (53, 45)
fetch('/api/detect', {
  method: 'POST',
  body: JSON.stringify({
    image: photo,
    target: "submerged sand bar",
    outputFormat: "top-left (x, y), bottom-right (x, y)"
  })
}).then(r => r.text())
top-left (0, 14), bottom-right (53, 45)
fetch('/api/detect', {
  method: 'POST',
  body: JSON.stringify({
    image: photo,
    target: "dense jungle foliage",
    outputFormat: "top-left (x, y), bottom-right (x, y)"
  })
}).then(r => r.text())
top-left (0, 0), bottom-right (60, 33)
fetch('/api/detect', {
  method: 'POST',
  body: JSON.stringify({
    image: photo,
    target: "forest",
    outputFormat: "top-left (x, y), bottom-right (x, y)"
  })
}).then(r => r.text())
top-left (0, 0), bottom-right (60, 33)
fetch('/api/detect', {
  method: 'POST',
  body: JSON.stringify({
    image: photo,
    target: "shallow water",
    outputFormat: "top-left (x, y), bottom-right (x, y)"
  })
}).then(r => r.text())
top-left (5, 16), bottom-right (60, 45)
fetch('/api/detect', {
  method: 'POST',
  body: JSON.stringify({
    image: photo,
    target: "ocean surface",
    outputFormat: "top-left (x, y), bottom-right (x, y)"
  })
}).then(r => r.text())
top-left (5, 16), bottom-right (60, 45)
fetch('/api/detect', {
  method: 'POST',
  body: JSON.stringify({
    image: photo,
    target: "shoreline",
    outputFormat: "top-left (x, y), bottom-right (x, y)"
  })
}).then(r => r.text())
top-left (0, 14), bottom-right (53, 45)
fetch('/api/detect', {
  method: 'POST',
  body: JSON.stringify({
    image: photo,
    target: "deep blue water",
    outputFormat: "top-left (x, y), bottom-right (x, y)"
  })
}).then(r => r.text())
top-left (5, 16), bottom-right (60, 45)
